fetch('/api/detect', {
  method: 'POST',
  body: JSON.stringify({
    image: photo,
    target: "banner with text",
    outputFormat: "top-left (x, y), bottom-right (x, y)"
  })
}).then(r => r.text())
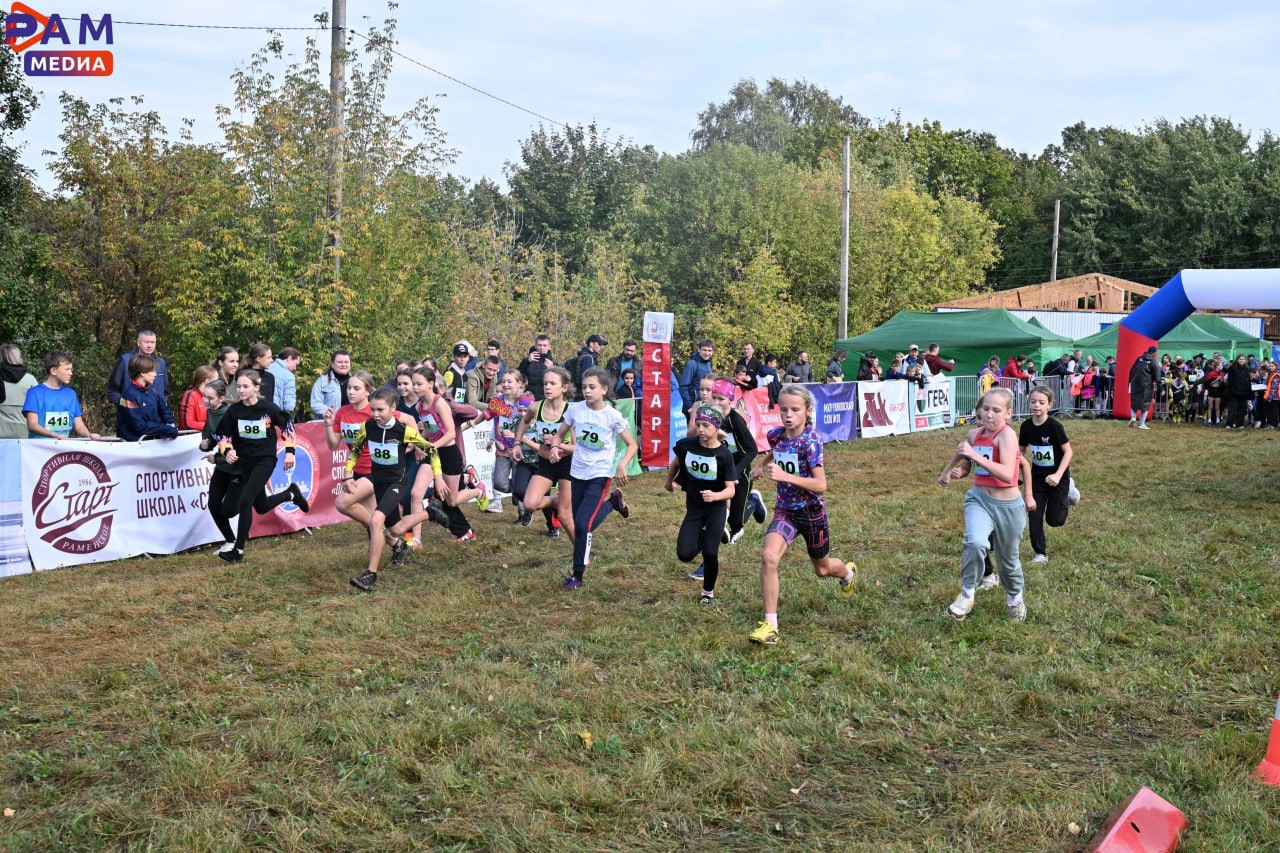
top-left (910, 379), bottom-right (956, 433)
top-left (641, 311), bottom-right (675, 467)
top-left (251, 420), bottom-right (353, 537)
top-left (809, 382), bottom-right (860, 442)
top-left (856, 380), bottom-right (912, 438)
top-left (0, 441), bottom-right (27, 576)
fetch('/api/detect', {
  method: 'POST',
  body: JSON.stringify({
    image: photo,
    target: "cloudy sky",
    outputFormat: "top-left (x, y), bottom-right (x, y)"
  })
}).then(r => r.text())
top-left (11, 1), bottom-right (1280, 190)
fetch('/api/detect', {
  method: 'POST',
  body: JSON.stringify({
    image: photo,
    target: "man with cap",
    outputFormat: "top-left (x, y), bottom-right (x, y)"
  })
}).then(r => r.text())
top-left (573, 334), bottom-right (608, 390)
top-left (903, 344), bottom-right (931, 380)
top-left (1128, 346), bottom-right (1160, 429)
top-left (444, 342), bottom-right (471, 403)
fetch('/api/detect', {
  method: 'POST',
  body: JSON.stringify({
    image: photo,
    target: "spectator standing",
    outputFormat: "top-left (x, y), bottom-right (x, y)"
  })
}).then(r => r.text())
top-left (22, 351), bottom-right (99, 440)
top-left (783, 351), bottom-right (814, 384)
top-left (826, 350), bottom-right (847, 382)
top-left (0, 344), bottom-right (38, 439)
top-left (443, 342), bottom-right (473, 403)
top-left (267, 346), bottom-right (301, 417)
top-left (1128, 346), bottom-right (1159, 429)
top-left (1002, 355), bottom-right (1030, 380)
top-left (465, 356), bottom-right (502, 407)
top-left (212, 347), bottom-right (241, 403)
top-left (485, 340), bottom-right (506, 378)
top-left (310, 350), bottom-right (351, 419)
top-left (735, 343), bottom-right (763, 390)
top-left (679, 339), bottom-right (715, 415)
top-left (518, 334), bottom-right (555, 401)
top-left (106, 330), bottom-right (168, 406)
top-left (903, 345), bottom-right (932, 380)
top-left (923, 343), bottom-right (955, 377)
top-left (1224, 354), bottom-right (1254, 429)
top-left (573, 334), bottom-right (608, 390)
top-left (178, 365), bottom-right (218, 432)
top-left (856, 351), bottom-right (881, 381)
top-left (605, 339), bottom-right (641, 395)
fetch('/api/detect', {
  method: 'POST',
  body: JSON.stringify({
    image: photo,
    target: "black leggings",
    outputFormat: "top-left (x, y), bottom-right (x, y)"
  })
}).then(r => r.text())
top-left (210, 457), bottom-right (293, 549)
top-left (677, 501), bottom-right (728, 591)
top-left (726, 470), bottom-right (751, 535)
top-left (207, 469), bottom-right (237, 543)
top-left (1028, 476), bottom-right (1070, 556)
top-left (436, 444), bottom-right (472, 538)
top-left (512, 459), bottom-right (556, 528)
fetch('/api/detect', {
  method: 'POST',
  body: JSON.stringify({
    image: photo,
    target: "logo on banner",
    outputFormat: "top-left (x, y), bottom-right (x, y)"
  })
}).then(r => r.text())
top-left (862, 393), bottom-right (892, 428)
top-left (30, 450), bottom-right (118, 554)
top-left (269, 441), bottom-right (314, 512)
top-left (4, 3), bottom-right (114, 77)
top-left (643, 312), bottom-right (674, 344)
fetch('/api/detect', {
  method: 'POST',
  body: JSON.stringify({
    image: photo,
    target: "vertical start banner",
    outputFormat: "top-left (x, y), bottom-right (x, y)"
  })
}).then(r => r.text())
top-left (641, 312), bottom-right (674, 467)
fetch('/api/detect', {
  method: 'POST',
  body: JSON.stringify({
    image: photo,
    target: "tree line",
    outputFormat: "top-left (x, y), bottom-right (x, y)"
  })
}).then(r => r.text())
top-left (3, 11), bottom-right (1277, 427)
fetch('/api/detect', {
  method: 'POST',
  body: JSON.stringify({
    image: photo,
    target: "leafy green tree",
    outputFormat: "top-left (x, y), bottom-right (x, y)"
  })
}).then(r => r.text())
top-left (692, 78), bottom-right (865, 159)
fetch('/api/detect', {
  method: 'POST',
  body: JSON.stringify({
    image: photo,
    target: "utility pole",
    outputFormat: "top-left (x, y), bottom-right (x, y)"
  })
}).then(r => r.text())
top-left (1050, 198), bottom-right (1060, 282)
top-left (327, 0), bottom-right (346, 347)
top-left (838, 135), bottom-right (850, 340)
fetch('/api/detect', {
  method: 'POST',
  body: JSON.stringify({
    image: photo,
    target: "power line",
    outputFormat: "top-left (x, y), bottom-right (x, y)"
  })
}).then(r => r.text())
top-left (108, 18), bottom-right (566, 129)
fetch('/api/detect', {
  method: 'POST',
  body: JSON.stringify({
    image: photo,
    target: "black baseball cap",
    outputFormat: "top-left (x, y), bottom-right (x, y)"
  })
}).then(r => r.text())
top-left (587, 334), bottom-right (608, 346)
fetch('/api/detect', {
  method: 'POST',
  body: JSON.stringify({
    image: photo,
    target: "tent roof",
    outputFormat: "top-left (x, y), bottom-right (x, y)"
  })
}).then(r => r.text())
top-left (1073, 315), bottom-right (1266, 358)
top-left (836, 309), bottom-right (1071, 355)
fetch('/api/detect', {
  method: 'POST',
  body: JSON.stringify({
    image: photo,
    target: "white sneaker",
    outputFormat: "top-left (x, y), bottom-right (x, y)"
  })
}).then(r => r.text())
top-left (1138, 424), bottom-right (1151, 430)
top-left (1067, 478), bottom-right (1081, 506)
top-left (485, 498), bottom-right (504, 513)
top-left (729, 527), bottom-right (745, 545)
top-left (978, 573), bottom-right (1001, 591)
top-left (1030, 554), bottom-right (1049, 564)
top-left (218, 541), bottom-right (236, 554)
top-left (1008, 599), bottom-right (1027, 622)
top-left (947, 592), bottom-right (975, 621)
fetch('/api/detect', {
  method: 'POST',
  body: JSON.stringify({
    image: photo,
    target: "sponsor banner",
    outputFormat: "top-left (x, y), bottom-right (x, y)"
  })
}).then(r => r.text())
top-left (20, 435), bottom-right (226, 571)
top-left (0, 441), bottom-right (29, 576)
top-left (809, 382), bottom-right (860, 442)
top-left (250, 421), bottom-right (349, 537)
top-left (611, 399), bottom-right (644, 476)
top-left (460, 420), bottom-right (497, 499)
top-left (857, 380), bottom-right (912, 438)
top-left (739, 387), bottom-right (781, 451)
top-left (910, 379), bottom-right (956, 433)
top-left (641, 311), bottom-right (674, 467)
top-left (666, 396), bottom-right (688, 463)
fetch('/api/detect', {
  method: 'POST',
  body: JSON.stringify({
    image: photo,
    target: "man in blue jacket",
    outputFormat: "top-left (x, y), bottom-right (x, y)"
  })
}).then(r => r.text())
top-left (106, 330), bottom-right (168, 406)
top-left (679, 339), bottom-right (715, 415)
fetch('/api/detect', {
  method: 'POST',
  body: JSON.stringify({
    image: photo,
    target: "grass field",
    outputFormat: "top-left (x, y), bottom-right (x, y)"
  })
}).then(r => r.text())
top-left (2, 420), bottom-right (1279, 851)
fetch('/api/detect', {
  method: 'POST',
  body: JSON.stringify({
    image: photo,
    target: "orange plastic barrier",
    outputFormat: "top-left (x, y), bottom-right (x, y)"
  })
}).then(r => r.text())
top-left (1255, 693), bottom-right (1280, 785)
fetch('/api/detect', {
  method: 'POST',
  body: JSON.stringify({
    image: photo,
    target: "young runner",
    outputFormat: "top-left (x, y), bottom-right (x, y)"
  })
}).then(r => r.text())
top-left (549, 368), bottom-right (637, 589)
top-left (324, 370), bottom-right (380, 532)
top-left (515, 366), bottom-right (577, 541)
top-left (406, 366), bottom-right (483, 542)
top-left (711, 378), bottom-right (767, 545)
top-left (198, 379), bottom-right (238, 552)
top-left (347, 388), bottom-right (439, 592)
top-left (665, 404), bottom-right (737, 605)
top-left (1018, 386), bottom-right (1079, 564)
top-left (468, 369), bottom-right (531, 519)
top-left (748, 385), bottom-right (856, 645)
top-left (212, 370), bottom-right (310, 563)
top-left (937, 387), bottom-right (1033, 621)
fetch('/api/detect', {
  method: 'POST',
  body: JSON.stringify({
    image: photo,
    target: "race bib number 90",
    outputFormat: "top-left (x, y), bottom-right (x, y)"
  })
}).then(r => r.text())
top-left (773, 449), bottom-right (800, 476)
top-left (685, 452), bottom-right (717, 481)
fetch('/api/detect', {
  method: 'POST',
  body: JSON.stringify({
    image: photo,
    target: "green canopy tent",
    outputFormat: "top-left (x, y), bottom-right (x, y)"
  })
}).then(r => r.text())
top-left (833, 309), bottom-right (1074, 378)
top-left (1074, 315), bottom-right (1269, 365)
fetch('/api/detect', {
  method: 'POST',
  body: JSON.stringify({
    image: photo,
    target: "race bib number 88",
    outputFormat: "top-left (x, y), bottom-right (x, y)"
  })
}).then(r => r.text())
top-left (368, 440), bottom-right (399, 465)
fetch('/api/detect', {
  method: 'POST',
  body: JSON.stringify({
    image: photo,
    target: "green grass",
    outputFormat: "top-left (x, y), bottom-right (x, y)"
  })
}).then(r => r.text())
top-left (2, 420), bottom-right (1279, 850)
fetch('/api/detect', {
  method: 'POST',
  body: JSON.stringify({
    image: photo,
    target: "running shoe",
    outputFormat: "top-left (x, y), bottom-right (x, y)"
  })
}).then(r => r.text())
top-left (946, 592), bottom-right (975, 621)
top-left (697, 594), bottom-right (717, 607)
top-left (288, 483), bottom-right (310, 513)
top-left (978, 572), bottom-right (1001, 591)
top-left (562, 577), bottom-right (584, 590)
top-left (463, 465), bottom-right (481, 491)
top-left (475, 482), bottom-right (490, 513)
top-left (546, 527), bottom-right (561, 539)
top-left (426, 497), bottom-right (449, 527)
top-left (1067, 478), bottom-right (1081, 506)
top-left (729, 527), bottom-right (746, 545)
top-left (838, 563), bottom-right (858, 599)
top-left (390, 538), bottom-right (409, 567)
top-left (748, 621), bottom-right (780, 645)
top-left (457, 530), bottom-right (477, 543)
top-left (218, 548), bottom-right (244, 564)
top-left (609, 488), bottom-right (630, 519)
top-left (749, 490), bottom-right (767, 524)
top-left (1008, 599), bottom-right (1027, 622)
top-left (687, 563), bottom-right (705, 580)
top-left (350, 570), bottom-right (377, 591)
top-left (485, 498), bottom-right (504, 513)
top-left (517, 510), bottom-right (533, 526)
top-left (218, 541), bottom-right (235, 554)
top-left (721, 528), bottom-right (731, 545)
top-left (1030, 554), bottom-right (1049, 564)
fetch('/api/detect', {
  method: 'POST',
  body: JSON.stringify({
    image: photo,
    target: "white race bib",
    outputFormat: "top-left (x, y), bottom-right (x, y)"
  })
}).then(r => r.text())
top-left (685, 451), bottom-right (717, 481)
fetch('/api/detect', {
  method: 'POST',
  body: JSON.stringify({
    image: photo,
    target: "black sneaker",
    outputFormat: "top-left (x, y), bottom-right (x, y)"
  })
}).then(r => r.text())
top-left (517, 510), bottom-right (533, 527)
top-left (289, 483), bottom-right (310, 513)
top-left (390, 538), bottom-right (409, 567)
top-left (427, 497), bottom-right (449, 526)
top-left (609, 488), bottom-right (630, 519)
top-left (218, 548), bottom-right (244, 563)
top-left (350, 570), bottom-right (377, 591)
top-left (547, 527), bottom-right (561, 539)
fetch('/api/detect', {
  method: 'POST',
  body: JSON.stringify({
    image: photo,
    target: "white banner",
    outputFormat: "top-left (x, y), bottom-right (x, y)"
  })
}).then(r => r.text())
top-left (460, 421), bottom-right (497, 498)
top-left (910, 378), bottom-right (956, 433)
top-left (20, 435), bottom-right (224, 571)
top-left (856, 380), bottom-right (912, 438)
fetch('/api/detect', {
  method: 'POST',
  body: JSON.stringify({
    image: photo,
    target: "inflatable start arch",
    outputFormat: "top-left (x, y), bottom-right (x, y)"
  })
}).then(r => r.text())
top-left (1113, 269), bottom-right (1280, 418)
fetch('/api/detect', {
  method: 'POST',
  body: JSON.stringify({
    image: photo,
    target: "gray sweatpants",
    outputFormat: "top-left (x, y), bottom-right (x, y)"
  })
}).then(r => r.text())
top-left (962, 487), bottom-right (1026, 596)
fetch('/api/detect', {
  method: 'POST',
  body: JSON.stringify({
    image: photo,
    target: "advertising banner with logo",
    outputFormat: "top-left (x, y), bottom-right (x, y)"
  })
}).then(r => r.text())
top-left (249, 421), bottom-right (347, 537)
top-left (910, 379), bottom-right (955, 433)
top-left (610, 399), bottom-right (644, 476)
top-left (0, 442), bottom-right (28, 576)
top-left (641, 311), bottom-right (675, 467)
top-left (857, 380), bottom-right (912, 438)
top-left (738, 387), bottom-right (781, 451)
top-left (809, 382), bottom-right (860, 443)
top-left (21, 435), bottom-right (226, 571)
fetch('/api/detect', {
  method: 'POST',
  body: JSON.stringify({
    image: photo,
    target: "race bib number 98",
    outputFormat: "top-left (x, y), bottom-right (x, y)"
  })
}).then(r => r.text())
top-left (239, 418), bottom-right (268, 439)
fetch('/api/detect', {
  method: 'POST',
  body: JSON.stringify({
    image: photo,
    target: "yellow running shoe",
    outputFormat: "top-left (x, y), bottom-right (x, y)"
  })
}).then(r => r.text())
top-left (838, 562), bottom-right (858, 599)
top-left (749, 621), bottom-right (779, 645)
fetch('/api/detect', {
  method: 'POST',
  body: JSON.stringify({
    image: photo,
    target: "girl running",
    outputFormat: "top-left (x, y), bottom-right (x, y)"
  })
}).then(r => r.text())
top-left (711, 378), bottom-right (767, 550)
top-left (748, 385), bottom-right (855, 644)
top-left (212, 370), bottom-right (309, 563)
top-left (407, 366), bottom-right (483, 542)
top-left (938, 387), bottom-right (1032, 621)
top-left (325, 370), bottom-right (379, 532)
top-left (469, 369), bottom-right (532, 522)
top-left (514, 366), bottom-right (576, 541)
top-left (199, 379), bottom-right (237, 553)
top-left (666, 404), bottom-right (737, 604)
top-left (549, 368), bottom-right (637, 589)
top-left (1019, 386), bottom-right (1078, 565)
